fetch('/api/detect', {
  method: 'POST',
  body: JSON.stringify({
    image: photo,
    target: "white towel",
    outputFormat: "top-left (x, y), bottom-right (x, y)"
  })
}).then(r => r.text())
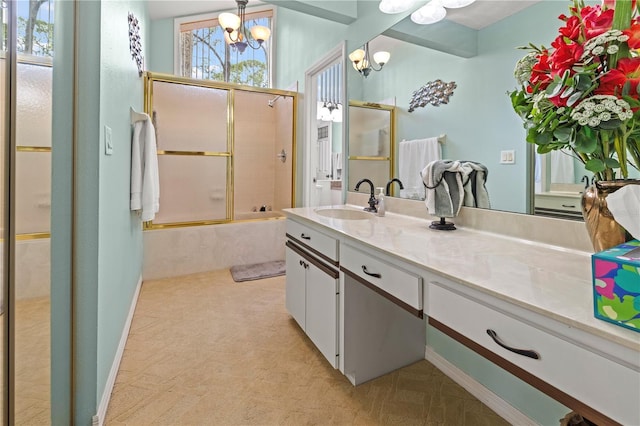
top-left (399, 138), bottom-right (441, 199)
top-left (550, 149), bottom-right (575, 184)
top-left (131, 114), bottom-right (160, 222)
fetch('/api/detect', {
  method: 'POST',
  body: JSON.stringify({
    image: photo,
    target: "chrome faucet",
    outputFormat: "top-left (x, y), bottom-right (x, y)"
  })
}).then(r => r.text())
top-left (386, 178), bottom-right (404, 196)
top-left (354, 178), bottom-right (377, 212)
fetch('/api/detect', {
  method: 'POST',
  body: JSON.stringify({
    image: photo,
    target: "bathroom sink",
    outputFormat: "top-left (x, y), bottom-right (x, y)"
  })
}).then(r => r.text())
top-left (314, 208), bottom-right (373, 220)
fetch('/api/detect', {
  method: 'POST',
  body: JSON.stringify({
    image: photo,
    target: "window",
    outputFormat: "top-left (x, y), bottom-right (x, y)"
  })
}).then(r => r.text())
top-left (178, 9), bottom-right (273, 88)
top-left (16, 0), bottom-right (54, 57)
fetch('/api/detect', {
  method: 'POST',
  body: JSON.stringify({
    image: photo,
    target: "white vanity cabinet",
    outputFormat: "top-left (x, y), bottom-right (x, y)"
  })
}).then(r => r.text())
top-left (285, 220), bottom-right (339, 368)
top-left (427, 280), bottom-right (640, 426)
top-left (340, 242), bottom-right (426, 385)
top-left (284, 206), bottom-right (639, 425)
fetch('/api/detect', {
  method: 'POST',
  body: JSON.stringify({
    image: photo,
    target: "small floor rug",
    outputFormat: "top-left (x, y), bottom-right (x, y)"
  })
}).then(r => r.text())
top-left (230, 260), bottom-right (286, 282)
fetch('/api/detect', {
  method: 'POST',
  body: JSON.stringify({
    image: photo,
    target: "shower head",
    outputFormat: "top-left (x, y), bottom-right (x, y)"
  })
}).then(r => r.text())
top-left (268, 95), bottom-right (281, 108)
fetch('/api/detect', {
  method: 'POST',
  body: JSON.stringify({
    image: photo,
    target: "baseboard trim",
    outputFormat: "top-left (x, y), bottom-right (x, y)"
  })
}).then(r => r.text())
top-left (424, 346), bottom-right (536, 426)
top-left (92, 275), bottom-right (143, 426)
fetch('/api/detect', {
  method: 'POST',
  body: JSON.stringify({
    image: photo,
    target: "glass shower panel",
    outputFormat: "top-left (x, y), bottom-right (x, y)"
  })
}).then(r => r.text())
top-left (16, 63), bottom-right (52, 148)
top-left (348, 107), bottom-right (391, 157)
top-left (153, 155), bottom-right (228, 224)
top-left (153, 81), bottom-right (228, 152)
top-left (233, 91), bottom-right (278, 216)
top-left (272, 95), bottom-right (294, 212)
top-left (348, 159), bottom-right (390, 192)
top-left (15, 151), bottom-right (51, 234)
top-left (13, 55), bottom-right (53, 426)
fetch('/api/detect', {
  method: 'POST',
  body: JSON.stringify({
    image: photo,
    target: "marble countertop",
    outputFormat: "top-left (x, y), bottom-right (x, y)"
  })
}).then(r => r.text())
top-left (284, 205), bottom-right (640, 353)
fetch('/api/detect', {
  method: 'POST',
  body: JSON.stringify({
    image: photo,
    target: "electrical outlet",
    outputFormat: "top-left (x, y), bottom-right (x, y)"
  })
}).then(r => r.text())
top-left (105, 125), bottom-right (113, 155)
top-left (500, 150), bottom-right (515, 164)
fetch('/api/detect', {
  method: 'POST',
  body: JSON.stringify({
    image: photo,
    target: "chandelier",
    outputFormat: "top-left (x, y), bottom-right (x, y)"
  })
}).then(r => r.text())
top-left (218, 0), bottom-right (271, 53)
top-left (348, 42), bottom-right (390, 78)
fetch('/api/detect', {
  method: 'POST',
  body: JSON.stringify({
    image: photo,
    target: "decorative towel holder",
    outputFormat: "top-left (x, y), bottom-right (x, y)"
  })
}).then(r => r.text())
top-left (130, 107), bottom-right (147, 124)
top-left (430, 217), bottom-right (456, 231)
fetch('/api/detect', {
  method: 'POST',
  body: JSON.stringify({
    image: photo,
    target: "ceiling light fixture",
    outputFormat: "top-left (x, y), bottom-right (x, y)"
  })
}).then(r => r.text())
top-left (410, 0), bottom-right (477, 25)
top-left (219, 0), bottom-right (270, 53)
top-left (440, 0), bottom-right (476, 8)
top-left (379, 0), bottom-right (417, 14)
top-left (411, 1), bottom-right (447, 24)
top-left (348, 42), bottom-right (391, 78)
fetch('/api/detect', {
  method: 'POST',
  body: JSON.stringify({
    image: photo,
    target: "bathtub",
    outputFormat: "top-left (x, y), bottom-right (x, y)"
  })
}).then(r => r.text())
top-left (234, 211), bottom-right (285, 221)
top-left (143, 212), bottom-right (286, 280)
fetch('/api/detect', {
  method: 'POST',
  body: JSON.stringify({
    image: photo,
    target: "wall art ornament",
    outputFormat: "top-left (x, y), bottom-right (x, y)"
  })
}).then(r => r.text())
top-left (128, 12), bottom-right (144, 77)
top-left (408, 80), bottom-right (456, 112)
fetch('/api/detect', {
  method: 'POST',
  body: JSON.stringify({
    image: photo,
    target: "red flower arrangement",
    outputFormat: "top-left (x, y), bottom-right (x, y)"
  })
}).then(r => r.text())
top-left (510, 0), bottom-right (640, 181)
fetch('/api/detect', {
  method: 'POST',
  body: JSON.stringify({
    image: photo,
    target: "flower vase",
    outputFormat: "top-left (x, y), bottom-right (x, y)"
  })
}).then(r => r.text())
top-left (581, 180), bottom-right (639, 252)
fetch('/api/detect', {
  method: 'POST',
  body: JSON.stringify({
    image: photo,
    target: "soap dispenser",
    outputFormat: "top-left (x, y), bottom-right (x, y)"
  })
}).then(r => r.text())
top-left (376, 187), bottom-right (386, 217)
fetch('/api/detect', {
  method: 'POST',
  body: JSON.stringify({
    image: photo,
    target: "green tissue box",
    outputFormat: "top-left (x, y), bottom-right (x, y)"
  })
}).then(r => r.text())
top-left (592, 239), bottom-right (640, 332)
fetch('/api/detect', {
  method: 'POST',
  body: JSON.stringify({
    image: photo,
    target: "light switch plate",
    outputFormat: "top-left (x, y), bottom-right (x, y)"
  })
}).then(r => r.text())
top-left (500, 150), bottom-right (515, 164)
top-left (105, 125), bottom-right (113, 155)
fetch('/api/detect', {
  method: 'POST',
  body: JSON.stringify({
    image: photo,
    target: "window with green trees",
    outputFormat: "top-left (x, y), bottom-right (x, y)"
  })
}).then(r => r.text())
top-left (14, 0), bottom-right (54, 57)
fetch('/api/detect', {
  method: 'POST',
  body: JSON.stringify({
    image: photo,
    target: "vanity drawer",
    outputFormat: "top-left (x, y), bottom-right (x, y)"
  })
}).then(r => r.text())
top-left (286, 219), bottom-right (338, 264)
top-left (428, 282), bottom-right (639, 426)
top-left (534, 193), bottom-right (582, 212)
top-left (341, 244), bottom-right (422, 316)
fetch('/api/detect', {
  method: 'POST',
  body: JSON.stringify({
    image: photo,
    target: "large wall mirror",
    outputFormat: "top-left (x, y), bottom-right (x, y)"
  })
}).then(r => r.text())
top-left (344, 1), bottom-right (640, 218)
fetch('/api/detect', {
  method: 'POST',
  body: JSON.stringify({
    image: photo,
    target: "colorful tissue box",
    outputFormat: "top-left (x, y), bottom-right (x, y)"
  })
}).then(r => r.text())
top-left (592, 240), bottom-right (640, 333)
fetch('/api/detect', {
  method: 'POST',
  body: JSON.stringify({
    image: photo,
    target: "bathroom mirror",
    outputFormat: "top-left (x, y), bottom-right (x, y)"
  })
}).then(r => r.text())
top-left (347, 101), bottom-right (395, 195)
top-left (344, 1), bottom-right (640, 217)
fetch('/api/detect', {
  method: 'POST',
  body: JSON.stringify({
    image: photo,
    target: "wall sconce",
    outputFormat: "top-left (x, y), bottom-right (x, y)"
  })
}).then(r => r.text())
top-left (348, 42), bottom-right (390, 78)
top-left (219, 0), bottom-right (270, 53)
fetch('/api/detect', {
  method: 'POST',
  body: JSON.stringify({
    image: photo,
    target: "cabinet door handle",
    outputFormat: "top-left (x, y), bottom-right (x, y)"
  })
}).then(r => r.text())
top-left (299, 260), bottom-right (304, 267)
top-left (486, 329), bottom-right (540, 360)
top-left (361, 265), bottom-right (381, 279)
top-left (300, 233), bottom-right (311, 240)
top-left (561, 204), bottom-right (575, 208)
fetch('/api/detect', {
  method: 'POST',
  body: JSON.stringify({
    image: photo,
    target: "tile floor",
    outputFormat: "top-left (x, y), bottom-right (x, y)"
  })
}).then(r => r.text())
top-left (105, 269), bottom-right (510, 425)
top-left (15, 296), bottom-right (51, 425)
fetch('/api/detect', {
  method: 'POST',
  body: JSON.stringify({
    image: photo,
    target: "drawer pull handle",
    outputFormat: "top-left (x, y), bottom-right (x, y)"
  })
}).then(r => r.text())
top-left (486, 329), bottom-right (540, 360)
top-left (561, 204), bottom-right (575, 208)
top-left (300, 233), bottom-right (311, 240)
top-left (361, 265), bottom-right (381, 279)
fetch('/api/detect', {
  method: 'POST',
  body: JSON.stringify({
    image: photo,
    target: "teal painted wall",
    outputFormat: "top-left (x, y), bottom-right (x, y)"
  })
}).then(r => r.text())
top-left (428, 326), bottom-right (569, 424)
top-left (96, 0), bottom-right (147, 409)
top-left (149, 18), bottom-right (173, 73)
top-left (51, 0), bottom-right (147, 423)
top-left (51, 0), bottom-right (75, 423)
top-left (71, 0), bottom-right (102, 421)
top-left (274, 7), bottom-right (347, 91)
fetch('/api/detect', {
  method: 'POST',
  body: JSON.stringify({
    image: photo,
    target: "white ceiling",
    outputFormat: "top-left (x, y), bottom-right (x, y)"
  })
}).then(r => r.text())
top-left (147, 0), bottom-right (539, 29)
top-left (445, 0), bottom-right (540, 30)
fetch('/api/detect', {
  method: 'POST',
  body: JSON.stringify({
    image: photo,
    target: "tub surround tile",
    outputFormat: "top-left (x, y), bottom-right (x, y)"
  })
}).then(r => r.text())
top-left (143, 219), bottom-right (286, 280)
top-left (285, 205), bottom-right (639, 352)
top-left (16, 238), bottom-right (51, 300)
